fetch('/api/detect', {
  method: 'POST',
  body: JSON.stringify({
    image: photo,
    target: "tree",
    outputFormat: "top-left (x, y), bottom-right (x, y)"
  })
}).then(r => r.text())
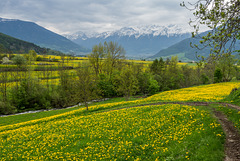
top-left (2, 57), bottom-right (12, 64)
top-left (24, 50), bottom-right (37, 64)
top-left (57, 65), bottom-right (76, 108)
top-left (75, 64), bottom-right (98, 110)
top-left (97, 73), bottom-right (116, 98)
top-left (150, 59), bottom-right (159, 74)
top-left (12, 55), bottom-right (27, 69)
top-left (0, 68), bottom-right (9, 102)
top-left (137, 72), bottom-right (159, 95)
top-left (214, 68), bottom-right (223, 83)
top-left (166, 56), bottom-right (183, 89)
top-left (148, 77), bottom-right (160, 95)
top-left (10, 78), bottom-right (51, 110)
top-left (180, 65), bottom-right (197, 87)
top-left (88, 43), bottom-right (105, 76)
top-left (114, 66), bottom-right (139, 101)
top-left (216, 53), bottom-right (236, 81)
top-left (104, 41), bottom-right (126, 75)
top-left (181, 0), bottom-right (240, 58)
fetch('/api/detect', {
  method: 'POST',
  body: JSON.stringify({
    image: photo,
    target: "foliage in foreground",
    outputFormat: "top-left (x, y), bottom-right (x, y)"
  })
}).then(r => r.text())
top-left (0, 104), bottom-right (224, 160)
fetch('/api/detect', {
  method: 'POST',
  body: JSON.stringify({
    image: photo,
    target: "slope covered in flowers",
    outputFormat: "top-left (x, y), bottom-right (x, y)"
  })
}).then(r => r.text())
top-left (0, 104), bottom-right (224, 160)
top-left (143, 82), bottom-right (240, 102)
top-left (1, 82), bottom-right (239, 130)
top-left (0, 82), bottom-right (239, 160)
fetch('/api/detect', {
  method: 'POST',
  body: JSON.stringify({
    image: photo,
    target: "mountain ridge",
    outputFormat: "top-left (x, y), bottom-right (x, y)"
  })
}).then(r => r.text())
top-left (0, 32), bottom-right (63, 55)
top-left (0, 18), bottom-right (90, 54)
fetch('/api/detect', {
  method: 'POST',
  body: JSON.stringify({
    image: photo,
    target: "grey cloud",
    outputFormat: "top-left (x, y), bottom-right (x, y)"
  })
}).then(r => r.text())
top-left (0, 0), bottom-right (196, 34)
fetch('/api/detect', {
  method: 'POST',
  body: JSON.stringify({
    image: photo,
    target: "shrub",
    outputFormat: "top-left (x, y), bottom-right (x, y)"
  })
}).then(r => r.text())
top-left (10, 79), bottom-right (51, 111)
top-left (12, 55), bottom-right (27, 68)
top-left (148, 78), bottom-right (160, 95)
top-left (201, 73), bottom-right (209, 84)
top-left (50, 90), bottom-right (66, 108)
top-left (214, 68), bottom-right (223, 83)
top-left (0, 101), bottom-right (17, 115)
top-left (224, 87), bottom-right (240, 104)
top-left (97, 74), bottom-right (116, 98)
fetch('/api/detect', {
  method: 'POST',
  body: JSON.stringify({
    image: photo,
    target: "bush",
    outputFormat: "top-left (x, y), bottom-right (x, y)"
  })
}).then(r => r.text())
top-left (0, 101), bottom-right (17, 115)
top-left (2, 57), bottom-right (12, 64)
top-left (231, 77), bottom-right (237, 82)
top-left (201, 73), bottom-right (209, 84)
top-left (12, 55), bottom-right (27, 68)
top-left (224, 87), bottom-right (240, 104)
top-left (148, 78), bottom-right (160, 95)
top-left (36, 56), bottom-right (43, 61)
top-left (50, 90), bottom-right (66, 108)
top-left (10, 79), bottom-right (51, 111)
top-left (97, 74), bottom-right (116, 98)
top-left (214, 68), bottom-right (223, 83)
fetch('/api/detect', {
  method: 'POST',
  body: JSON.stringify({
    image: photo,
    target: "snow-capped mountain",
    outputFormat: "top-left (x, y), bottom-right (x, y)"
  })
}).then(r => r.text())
top-left (0, 18), bottom-right (18, 22)
top-left (65, 25), bottom-right (192, 58)
top-left (66, 25), bottom-right (191, 40)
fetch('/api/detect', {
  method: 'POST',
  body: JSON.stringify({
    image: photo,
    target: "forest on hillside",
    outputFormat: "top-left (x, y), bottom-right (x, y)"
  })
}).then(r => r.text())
top-left (0, 32), bottom-right (63, 55)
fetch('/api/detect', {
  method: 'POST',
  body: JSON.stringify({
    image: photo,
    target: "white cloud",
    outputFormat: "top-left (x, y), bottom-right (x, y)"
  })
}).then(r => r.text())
top-left (0, 0), bottom-right (197, 34)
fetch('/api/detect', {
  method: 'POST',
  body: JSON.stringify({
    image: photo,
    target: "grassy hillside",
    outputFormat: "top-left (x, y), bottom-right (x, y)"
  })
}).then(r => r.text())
top-left (0, 18), bottom-right (90, 54)
top-left (149, 36), bottom-right (212, 61)
top-left (1, 82), bottom-right (240, 160)
top-left (0, 32), bottom-right (47, 54)
top-left (150, 31), bottom-right (240, 61)
top-left (0, 32), bottom-right (64, 55)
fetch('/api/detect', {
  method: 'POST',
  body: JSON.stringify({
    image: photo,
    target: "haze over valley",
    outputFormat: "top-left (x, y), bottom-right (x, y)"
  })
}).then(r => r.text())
top-left (0, 17), bottom-right (198, 60)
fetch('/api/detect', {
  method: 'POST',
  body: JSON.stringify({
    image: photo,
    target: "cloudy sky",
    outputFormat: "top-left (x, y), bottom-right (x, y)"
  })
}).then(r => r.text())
top-left (0, 0), bottom-right (197, 35)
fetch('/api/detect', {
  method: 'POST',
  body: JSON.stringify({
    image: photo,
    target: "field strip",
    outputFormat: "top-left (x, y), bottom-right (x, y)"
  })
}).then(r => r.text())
top-left (1, 101), bottom-right (239, 133)
top-left (129, 102), bottom-right (240, 111)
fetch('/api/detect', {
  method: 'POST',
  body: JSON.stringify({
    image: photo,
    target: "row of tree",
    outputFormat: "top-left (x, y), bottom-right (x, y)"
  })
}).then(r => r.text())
top-left (0, 41), bottom-right (239, 114)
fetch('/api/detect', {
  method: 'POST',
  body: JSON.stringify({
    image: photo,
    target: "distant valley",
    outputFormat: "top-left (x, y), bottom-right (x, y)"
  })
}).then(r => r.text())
top-left (2, 17), bottom-right (237, 61)
top-left (65, 25), bottom-right (192, 59)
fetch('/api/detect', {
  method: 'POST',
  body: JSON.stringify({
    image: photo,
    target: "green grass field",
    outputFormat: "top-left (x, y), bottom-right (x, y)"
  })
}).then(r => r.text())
top-left (1, 82), bottom-right (240, 160)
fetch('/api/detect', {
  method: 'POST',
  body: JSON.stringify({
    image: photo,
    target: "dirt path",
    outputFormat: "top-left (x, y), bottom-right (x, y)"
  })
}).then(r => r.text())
top-left (219, 103), bottom-right (240, 111)
top-left (213, 109), bottom-right (240, 161)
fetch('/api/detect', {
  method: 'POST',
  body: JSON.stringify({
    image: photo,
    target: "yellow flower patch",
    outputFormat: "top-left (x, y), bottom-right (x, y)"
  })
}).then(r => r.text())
top-left (0, 104), bottom-right (221, 160)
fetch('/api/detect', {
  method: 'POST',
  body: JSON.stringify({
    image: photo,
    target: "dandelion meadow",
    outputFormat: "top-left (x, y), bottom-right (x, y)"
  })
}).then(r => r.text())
top-left (0, 82), bottom-right (239, 160)
top-left (0, 104), bottom-right (224, 160)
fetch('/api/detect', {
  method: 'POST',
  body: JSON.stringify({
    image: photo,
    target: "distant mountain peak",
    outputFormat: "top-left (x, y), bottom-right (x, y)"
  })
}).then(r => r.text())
top-left (65, 24), bottom-right (192, 40)
top-left (0, 17), bottom-right (19, 22)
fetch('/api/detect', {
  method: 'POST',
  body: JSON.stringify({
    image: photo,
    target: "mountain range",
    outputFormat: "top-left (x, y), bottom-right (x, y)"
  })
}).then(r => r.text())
top-left (65, 25), bottom-right (192, 58)
top-left (2, 17), bottom-right (236, 61)
top-left (0, 18), bottom-right (89, 54)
